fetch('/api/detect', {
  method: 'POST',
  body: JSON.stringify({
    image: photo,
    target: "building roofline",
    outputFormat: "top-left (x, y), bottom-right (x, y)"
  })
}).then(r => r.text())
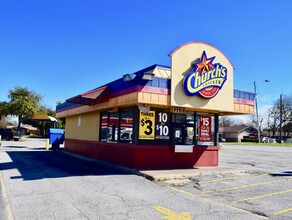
top-left (169, 42), bottom-right (234, 69)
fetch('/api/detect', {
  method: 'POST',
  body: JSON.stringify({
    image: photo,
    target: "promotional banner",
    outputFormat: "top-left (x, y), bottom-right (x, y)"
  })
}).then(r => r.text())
top-left (139, 111), bottom-right (155, 140)
top-left (155, 111), bottom-right (170, 140)
top-left (198, 116), bottom-right (212, 142)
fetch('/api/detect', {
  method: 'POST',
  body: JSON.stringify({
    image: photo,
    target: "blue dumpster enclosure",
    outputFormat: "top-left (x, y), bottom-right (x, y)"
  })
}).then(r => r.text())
top-left (48, 128), bottom-right (64, 149)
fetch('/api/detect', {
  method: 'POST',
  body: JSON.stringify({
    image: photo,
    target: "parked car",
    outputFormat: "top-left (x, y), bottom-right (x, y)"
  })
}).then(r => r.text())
top-left (13, 131), bottom-right (22, 141)
top-left (120, 129), bottom-right (132, 143)
top-left (0, 128), bottom-right (14, 141)
top-left (261, 137), bottom-right (269, 143)
top-left (219, 137), bottom-right (226, 142)
top-left (242, 134), bottom-right (258, 142)
top-left (275, 137), bottom-right (285, 143)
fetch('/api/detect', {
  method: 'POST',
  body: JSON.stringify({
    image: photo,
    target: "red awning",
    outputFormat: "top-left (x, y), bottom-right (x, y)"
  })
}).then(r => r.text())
top-left (66, 86), bottom-right (109, 105)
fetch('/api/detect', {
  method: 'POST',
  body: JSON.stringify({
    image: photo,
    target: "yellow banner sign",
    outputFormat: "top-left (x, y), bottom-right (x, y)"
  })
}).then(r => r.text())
top-left (139, 111), bottom-right (155, 140)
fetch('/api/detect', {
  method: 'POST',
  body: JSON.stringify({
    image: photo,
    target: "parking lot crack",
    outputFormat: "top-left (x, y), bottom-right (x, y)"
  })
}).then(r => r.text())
top-left (244, 209), bottom-right (269, 218)
top-left (188, 178), bottom-right (202, 191)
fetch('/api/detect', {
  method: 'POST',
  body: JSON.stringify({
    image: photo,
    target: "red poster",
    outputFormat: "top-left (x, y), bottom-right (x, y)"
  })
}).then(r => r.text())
top-left (199, 116), bottom-right (212, 142)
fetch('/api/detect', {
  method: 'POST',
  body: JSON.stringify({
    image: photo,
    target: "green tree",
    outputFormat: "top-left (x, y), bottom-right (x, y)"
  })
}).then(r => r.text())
top-left (0, 87), bottom-right (42, 132)
top-left (24, 105), bottom-right (64, 136)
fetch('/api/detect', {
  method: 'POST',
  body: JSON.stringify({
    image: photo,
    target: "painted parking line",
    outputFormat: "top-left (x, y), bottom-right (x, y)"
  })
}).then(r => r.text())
top-left (152, 205), bottom-right (192, 220)
top-left (167, 186), bottom-right (268, 219)
top-left (167, 186), bottom-right (195, 197)
top-left (232, 189), bottom-right (292, 204)
top-left (0, 171), bottom-right (14, 220)
top-left (202, 178), bottom-right (292, 194)
top-left (198, 173), bottom-right (268, 184)
top-left (274, 207), bottom-right (292, 215)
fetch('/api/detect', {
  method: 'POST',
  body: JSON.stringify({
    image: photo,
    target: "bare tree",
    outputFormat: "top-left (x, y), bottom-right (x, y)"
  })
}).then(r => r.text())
top-left (219, 116), bottom-right (236, 127)
top-left (265, 94), bottom-right (292, 137)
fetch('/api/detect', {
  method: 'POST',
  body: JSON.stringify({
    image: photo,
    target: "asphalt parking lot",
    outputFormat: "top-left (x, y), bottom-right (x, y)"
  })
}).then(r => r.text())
top-left (161, 170), bottom-right (292, 219)
top-left (158, 144), bottom-right (292, 219)
top-left (0, 139), bottom-right (292, 220)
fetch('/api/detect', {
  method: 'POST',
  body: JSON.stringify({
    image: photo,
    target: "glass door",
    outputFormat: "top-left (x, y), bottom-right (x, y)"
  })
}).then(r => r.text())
top-left (185, 126), bottom-right (194, 145)
top-left (173, 126), bottom-right (183, 145)
top-left (172, 113), bottom-right (195, 145)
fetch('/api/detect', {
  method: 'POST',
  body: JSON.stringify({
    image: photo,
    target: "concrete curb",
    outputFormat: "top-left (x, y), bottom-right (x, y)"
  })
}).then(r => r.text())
top-left (139, 167), bottom-right (246, 181)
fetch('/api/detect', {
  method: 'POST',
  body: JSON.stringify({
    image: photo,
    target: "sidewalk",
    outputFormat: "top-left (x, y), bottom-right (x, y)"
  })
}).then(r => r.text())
top-left (61, 150), bottom-right (244, 181)
top-left (139, 167), bottom-right (244, 181)
top-left (1, 137), bottom-right (243, 183)
top-left (1, 138), bottom-right (243, 183)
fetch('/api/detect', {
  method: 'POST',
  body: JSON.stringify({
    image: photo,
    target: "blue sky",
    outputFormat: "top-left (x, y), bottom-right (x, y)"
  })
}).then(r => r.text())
top-left (0, 0), bottom-right (291, 116)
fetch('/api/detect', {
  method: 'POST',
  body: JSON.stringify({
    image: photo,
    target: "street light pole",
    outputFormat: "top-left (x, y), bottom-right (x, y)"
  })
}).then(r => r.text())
top-left (253, 80), bottom-right (269, 143)
top-left (280, 94), bottom-right (283, 143)
top-left (253, 81), bottom-right (261, 143)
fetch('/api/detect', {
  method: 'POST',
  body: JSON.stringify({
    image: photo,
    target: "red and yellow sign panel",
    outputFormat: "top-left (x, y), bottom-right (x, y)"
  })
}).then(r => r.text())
top-left (170, 42), bottom-right (234, 112)
top-left (183, 51), bottom-right (227, 99)
top-left (198, 116), bottom-right (212, 142)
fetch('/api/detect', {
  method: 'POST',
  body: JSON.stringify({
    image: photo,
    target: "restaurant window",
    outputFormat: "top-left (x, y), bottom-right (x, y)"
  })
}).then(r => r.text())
top-left (119, 108), bottom-right (134, 143)
top-left (100, 112), bottom-right (108, 141)
top-left (172, 112), bottom-right (195, 145)
top-left (172, 114), bottom-right (186, 123)
top-left (100, 108), bottom-right (134, 143)
top-left (108, 112), bottom-right (119, 142)
top-left (234, 90), bottom-right (240, 98)
top-left (99, 111), bottom-right (119, 142)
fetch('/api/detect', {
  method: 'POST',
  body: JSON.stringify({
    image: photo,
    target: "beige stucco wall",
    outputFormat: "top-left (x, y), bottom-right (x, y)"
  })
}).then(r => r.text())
top-left (138, 92), bottom-right (170, 106)
top-left (65, 111), bottom-right (100, 141)
top-left (170, 42), bottom-right (234, 112)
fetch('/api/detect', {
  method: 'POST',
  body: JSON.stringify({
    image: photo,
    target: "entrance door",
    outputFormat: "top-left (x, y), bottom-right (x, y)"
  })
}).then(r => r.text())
top-left (185, 126), bottom-right (194, 145)
top-left (172, 113), bottom-right (195, 145)
top-left (173, 126), bottom-right (183, 145)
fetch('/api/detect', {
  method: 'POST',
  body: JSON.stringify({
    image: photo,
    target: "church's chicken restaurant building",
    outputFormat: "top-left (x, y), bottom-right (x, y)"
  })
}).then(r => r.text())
top-left (56, 42), bottom-right (255, 169)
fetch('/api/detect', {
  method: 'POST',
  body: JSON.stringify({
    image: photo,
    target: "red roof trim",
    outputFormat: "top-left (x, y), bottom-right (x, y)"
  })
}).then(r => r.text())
top-left (66, 86), bottom-right (109, 105)
top-left (81, 86), bottom-right (108, 98)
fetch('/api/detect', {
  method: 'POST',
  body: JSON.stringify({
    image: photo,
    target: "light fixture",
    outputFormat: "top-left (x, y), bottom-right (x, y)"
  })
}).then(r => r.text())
top-left (142, 73), bottom-right (155, 81)
top-left (123, 74), bottom-right (136, 82)
top-left (138, 104), bottom-right (150, 113)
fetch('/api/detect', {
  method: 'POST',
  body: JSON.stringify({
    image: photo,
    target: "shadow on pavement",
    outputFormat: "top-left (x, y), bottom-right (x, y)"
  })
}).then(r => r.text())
top-left (0, 150), bottom-right (129, 181)
top-left (270, 171), bottom-right (292, 177)
top-left (2, 145), bottom-right (27, 149)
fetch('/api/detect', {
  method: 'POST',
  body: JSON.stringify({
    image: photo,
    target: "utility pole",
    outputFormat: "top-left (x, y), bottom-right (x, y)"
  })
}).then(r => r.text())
top-left (280, 94), bottom-right (283, 143)
top-left (254, 81), bottom-right (261, 143)
top-left (253, 80), bottom-right (269, 143)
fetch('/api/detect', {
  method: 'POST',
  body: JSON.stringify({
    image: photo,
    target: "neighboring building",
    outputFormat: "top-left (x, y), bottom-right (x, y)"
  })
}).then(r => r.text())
top-left (56, 42), bottom-right (255, 169)
top-left (262, 131), bottom-right (292, 139)
top-left (7, 124), bottom-right (38, 135)
top-left (219, 126), bottom-right (257, 142)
